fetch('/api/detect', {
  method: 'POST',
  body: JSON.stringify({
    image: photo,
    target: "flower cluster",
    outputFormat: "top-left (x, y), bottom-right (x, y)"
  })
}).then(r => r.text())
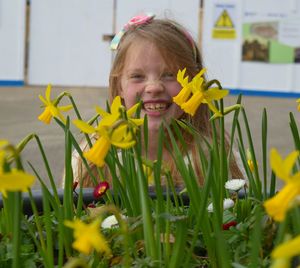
top-left (73, 96), bottom-right (143, 167)
top-left (173, 68), bottom-right (229, 117)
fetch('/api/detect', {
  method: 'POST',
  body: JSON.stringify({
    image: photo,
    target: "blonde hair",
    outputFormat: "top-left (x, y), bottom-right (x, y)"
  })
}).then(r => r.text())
top-left (72, 17), bottom-right (243, 188)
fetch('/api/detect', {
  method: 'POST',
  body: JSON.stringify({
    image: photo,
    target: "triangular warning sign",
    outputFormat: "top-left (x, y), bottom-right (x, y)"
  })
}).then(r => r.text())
top-left (215, 10), bottom-right (234, 28)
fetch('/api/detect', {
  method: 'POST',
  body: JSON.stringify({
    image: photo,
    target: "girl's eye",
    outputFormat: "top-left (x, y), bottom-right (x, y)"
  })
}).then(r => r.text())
top-left (129, 73), bottom-right (144, 80)
top-left (161, 72), bottom-right (175, 80)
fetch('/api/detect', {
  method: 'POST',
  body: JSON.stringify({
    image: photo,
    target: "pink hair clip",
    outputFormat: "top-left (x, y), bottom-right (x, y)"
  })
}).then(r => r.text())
top-left (111, 13), bottom-right (155, 50)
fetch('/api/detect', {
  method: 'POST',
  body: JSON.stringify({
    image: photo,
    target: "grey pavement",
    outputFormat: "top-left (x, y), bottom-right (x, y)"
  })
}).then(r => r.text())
top-left (0, 86), bottom-right (299, 189)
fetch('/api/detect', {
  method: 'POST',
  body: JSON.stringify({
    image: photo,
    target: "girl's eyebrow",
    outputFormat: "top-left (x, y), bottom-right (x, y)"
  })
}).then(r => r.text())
top-left (125, 68), bottom-right (144, 74)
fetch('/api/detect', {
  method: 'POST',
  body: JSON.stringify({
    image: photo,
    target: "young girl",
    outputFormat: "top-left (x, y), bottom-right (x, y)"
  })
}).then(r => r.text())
top-left (71, 14), bottom-right (243, 188)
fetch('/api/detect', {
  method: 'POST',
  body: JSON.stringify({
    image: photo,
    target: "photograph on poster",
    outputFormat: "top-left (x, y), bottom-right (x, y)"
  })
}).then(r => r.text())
top-left (242, 15), bottom-right (300, 64)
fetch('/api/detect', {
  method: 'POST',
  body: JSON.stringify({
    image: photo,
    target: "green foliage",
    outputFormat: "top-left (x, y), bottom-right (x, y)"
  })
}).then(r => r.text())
top-left (0, 91), bottom-right (300, 268)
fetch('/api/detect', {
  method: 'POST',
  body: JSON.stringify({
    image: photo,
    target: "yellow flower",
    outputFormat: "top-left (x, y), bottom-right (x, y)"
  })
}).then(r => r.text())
top-left (173, 68), bottom-right (192, 105)
top-left (0, 151), bottom-right (35, 198)
top-left (173, 68), bottom-right (228, 116)
top-left (297, 98), bottom-right (300, 111)
top-left (264, 148), bottom-right (300, 221)
top-left (143, 164), bottom-right (154, 186)
top-left (38, 84), bottom-right (72, 124)
top-left (0, 140), bottom-right (9, 149)
top-left (73, 121), bottom-right (137, 167)
top-left (73, 97), bottom-right (142, 167)
top-left (271, 235), bottom-right (300, 267)
top-left (95, 96), bottom-right (143, 127)
top-left (65, 219), bottom-right (111, 255)
top-left (246, 149), bottom-right (257, 172)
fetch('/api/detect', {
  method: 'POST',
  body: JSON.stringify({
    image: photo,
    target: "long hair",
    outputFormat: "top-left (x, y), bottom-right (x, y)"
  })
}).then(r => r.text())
top-left (71, 18), bottom-right (243, 188)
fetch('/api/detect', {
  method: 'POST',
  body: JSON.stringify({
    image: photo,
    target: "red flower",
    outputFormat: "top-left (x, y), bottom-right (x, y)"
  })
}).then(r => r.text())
top-left (222, 221), bottom-right (237, 230)
top-left (93, 181), bottom-right (109, 199)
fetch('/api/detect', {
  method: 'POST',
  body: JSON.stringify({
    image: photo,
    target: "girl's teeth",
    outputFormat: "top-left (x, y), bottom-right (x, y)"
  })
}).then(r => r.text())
top-left (144, 103), bottom-right (167, 111)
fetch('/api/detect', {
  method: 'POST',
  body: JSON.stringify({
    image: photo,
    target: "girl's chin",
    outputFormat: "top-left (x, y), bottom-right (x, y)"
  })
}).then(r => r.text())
top-left (146, 117), bottom-right (171, 132)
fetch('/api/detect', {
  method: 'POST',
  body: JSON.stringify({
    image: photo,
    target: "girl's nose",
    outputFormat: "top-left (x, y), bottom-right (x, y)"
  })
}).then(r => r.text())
top-left (145, 80), bottom-right (164, 95)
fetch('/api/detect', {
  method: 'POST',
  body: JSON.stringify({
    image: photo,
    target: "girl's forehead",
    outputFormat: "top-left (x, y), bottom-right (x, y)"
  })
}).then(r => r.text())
top-left (124, 40), bottom-right (175, 70)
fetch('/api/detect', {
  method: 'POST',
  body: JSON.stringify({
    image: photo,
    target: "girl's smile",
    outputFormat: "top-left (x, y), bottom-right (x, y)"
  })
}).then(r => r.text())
top-left (119, 39), bottom-right (184, 131)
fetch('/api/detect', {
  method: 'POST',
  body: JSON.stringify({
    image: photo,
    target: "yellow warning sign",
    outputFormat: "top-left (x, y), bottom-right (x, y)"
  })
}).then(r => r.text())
top-left (212, 9), bottom-right (236, 39)
top-left (215, 10), bottom-right (234, 28)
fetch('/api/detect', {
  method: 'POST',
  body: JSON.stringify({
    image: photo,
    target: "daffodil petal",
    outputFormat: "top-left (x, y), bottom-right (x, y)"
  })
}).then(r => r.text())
top-left (38, 95), bottom-right (48, 105)
top-left (112, 140), bottom-right (136, 149)
top-left (264, 183), bottom-right (299, 221)
top-left (110, 96), bottom-right (122, 114)
top-left (130, 118), bottom-right (144, 126)
top-left (0, 170), bottom-right (35, 198)
top-left (59, 105), bottom-right (73, 112)
top-left (270, 149), bottom-right (298, 182)
top-left (73, 119), bottom-right (96, 134)
top-left (283, 150), bottom-right (299, 178)
top-left (272, 235), bottom-right (300, 259)
top-left (127, 102), bottom-right (140, 117)
top-left (207, 102), bottom-right (222, 117)
top-left (95, 106), bottom-right (109, 118)
top-left (204, 88), bottom-right (229, 101)
top-left (177, 68), bottom-right (189, 87)
top-left (99, 114), bottom-right (120, 127)
top-left (45, 84), bottom-right (52, 101)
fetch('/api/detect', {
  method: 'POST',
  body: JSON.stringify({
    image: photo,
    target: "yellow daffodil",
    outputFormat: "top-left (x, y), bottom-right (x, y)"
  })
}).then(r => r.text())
top-left (65, 219), bottom-right (111, 255)
top-left (0, 151), bottom-right (35, 198)
top-left (264, 148), bottom-right (300, 221)
top-left (246, 149), bottom-right (257, 172)
top-left (73, 120), bottom-right (136, 167)
top-left (95, 96), bottom-right (143, 127)
top-left (271, 235), bottom-right (300, 268)
top-left (73, 97), bottom-right (143, 167)
top-left (38, 84), bottom-right (73, 124)
top-left (143, 164), bottom-right (154, 186)
top-left (173, 68), bottom-right (229, 116)
top-left (297, 98), bottom-right (300, 111)
top-left (173, 68), bottom-right (192, 105)
top-left (0, 140), bottom-right (9, 149)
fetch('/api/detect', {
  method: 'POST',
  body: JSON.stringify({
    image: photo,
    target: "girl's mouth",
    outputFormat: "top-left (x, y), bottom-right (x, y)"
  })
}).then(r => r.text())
top-left (143, 102), bottom-right (170, 112)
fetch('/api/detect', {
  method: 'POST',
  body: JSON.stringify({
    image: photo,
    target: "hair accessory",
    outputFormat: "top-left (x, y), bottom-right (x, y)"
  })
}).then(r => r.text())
top-left (110, 13), bottom-right (155, 50)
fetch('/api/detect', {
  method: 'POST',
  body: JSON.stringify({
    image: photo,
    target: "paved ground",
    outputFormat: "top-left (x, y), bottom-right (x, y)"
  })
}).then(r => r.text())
top-left (0, 85), bottom-right (299, 189)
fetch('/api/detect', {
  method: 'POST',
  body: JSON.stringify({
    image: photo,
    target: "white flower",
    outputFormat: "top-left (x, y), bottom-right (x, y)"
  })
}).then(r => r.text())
top-left (225, 179), bottom-right (246, 191)
top-left (207, 198), bottom-right (235, 213)
top-left (101, 215), bottom-right (126, 229)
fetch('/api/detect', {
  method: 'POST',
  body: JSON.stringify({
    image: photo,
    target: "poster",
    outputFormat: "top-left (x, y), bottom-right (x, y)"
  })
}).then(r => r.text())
top-left (212, 3), bottom-right (237, 39)
top-left (242, 4), bottom-right (300, 63)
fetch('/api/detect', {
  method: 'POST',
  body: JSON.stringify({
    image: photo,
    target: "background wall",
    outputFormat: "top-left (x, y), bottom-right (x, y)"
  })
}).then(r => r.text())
top-left (27, 0), bottom-right (199, 87)
top-left (0, 0), bottom-right (26, 85)
top-left (1, 0), bottom-right (300, 94)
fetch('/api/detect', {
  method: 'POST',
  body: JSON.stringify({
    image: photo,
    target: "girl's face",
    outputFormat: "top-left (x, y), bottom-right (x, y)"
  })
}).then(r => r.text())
top-left (119, 40), bottom-right (184, 132)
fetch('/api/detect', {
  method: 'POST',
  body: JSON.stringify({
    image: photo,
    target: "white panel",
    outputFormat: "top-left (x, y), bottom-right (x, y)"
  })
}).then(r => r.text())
top-left (202, 0), bottom-right (242, 87)
top-left (28, 0), bottom-right (113, 87)
top-left (0, 0), bottom-right (26, 82)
